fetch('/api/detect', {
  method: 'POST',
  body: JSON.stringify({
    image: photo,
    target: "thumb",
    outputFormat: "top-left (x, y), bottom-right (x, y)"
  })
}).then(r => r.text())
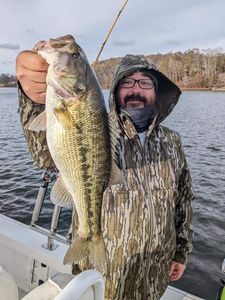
top-left (169, 261), bottom-right (176, 276)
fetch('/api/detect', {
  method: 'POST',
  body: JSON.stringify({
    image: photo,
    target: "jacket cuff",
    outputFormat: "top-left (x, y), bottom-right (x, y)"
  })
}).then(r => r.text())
top-left (17, 79), bottom-right (45, 110)
top-left (17, 80), bottom-right (57, 171)
top-left (173, 251), bottom-right (188, 265)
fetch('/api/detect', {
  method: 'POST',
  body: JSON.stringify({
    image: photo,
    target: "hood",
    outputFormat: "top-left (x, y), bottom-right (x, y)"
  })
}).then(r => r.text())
top-left (109, 54), bottom-right (181, 126)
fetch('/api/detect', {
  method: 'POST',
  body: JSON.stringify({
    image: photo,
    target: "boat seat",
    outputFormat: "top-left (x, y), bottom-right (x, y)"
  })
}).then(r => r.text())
top-left (0, 265), bottom-right (19, 300)
top-left (54, 270), bottom-right (104, 300)
top-left (22, 270), bottom-right (104, 300)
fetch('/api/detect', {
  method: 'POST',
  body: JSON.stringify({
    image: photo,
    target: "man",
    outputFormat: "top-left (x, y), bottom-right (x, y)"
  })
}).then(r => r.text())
top-left (16, 47), bottom-right (194, 299)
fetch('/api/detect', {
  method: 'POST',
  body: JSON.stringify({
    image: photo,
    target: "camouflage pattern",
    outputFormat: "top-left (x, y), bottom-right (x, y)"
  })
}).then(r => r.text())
top-left (18, 54), bottom-right (194, 300)
top-left (18, 85), bottom-right (57, 171)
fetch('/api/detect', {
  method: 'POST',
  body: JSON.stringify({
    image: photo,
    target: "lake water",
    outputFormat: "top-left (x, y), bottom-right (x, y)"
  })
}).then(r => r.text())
top-left (0, 88), bottom-right (225, 300)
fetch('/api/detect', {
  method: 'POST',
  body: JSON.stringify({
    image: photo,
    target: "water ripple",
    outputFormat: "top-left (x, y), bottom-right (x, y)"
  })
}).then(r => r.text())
top-left (0, 88), bottom-right (225, 300)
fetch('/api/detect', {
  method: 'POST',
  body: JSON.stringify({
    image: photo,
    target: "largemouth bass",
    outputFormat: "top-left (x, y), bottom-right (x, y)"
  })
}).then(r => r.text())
top-left (29, 35), bottom-right (111, 272)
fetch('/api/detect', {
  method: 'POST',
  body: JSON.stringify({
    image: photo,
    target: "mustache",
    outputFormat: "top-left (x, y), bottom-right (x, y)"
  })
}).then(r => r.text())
top-left (124, 94), bottom-right (147, 104)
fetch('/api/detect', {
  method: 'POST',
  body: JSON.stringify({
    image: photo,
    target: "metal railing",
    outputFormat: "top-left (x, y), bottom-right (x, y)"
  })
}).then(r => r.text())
top-left (30, 171), bottom-right (72, 250)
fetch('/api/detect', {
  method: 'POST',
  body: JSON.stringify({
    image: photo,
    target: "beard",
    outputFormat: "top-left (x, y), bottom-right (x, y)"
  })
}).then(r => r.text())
top-left (123, 93), bottom-right (147, 108)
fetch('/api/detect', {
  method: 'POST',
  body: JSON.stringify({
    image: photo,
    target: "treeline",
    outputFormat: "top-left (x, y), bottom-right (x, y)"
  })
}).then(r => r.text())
top-left (0, 74), bottom-right (16, 87)
top-left (1, 48), bottom-right (225, 90)
top-left (94, 49), bottom-right (225, 89)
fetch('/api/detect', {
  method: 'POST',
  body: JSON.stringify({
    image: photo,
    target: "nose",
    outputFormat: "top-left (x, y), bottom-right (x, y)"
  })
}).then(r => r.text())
top-left (130, 81), bottom-right (141, 92)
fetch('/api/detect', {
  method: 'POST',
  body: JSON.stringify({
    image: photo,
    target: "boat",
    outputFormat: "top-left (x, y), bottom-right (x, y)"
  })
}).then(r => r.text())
top-left (0, 173), bottom-right (205, 300)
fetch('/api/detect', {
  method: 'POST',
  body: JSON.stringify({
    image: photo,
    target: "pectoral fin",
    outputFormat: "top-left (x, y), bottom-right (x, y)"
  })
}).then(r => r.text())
top-left (28, 111), bottom-right (47, 131)
top-left (51, 175), bottom-right (73, 208)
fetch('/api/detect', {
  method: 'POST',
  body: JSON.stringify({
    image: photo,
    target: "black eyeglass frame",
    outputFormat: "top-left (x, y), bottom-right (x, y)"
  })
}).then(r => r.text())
top-left (119, 78), bottom-right (155, 90)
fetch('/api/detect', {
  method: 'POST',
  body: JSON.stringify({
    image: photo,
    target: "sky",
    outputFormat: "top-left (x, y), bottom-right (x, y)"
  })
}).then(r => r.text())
top-left (1, 0), bottom-right (225, 74)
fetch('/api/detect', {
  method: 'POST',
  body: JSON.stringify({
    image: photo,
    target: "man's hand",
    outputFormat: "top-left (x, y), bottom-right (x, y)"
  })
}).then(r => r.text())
top-left (169, 261), bottom-right (186, 281)
top-left (16, 48), bottom-right (48, 104)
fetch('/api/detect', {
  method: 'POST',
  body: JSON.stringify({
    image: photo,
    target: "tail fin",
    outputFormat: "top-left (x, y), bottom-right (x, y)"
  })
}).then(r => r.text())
top-left (63, 235), bottom-right (88, 265)
top-left (89, 234), bottom-right (107, 273)
top-left (63, 234), bottom-right (107, 274)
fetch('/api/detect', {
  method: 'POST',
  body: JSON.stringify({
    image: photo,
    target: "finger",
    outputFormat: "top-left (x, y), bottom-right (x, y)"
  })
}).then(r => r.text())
top-left (17, 67), bottom-right (47, 84)
top-left (170, 274), bottom-right (178, 281)
top-left (17, 71), bottom-right (47, 103)
top-left (22, 80), bottom-right (47, 94)
top-left (169, 264), bottom-right (186, 281)
top-left (21, 79), bottom-right (46, 103)
top-left (170, 272), bottom-right (182, 281)
top-left (169, 269), bottom-right (177, 279)
top-left (169, 262), bottom-right (176, 276)
top-left (27, 91), bottom-right (46, 104)
top-left (169, 268), bottom-right (179, 280)
top-left (16, 50), bottom-right (48, 71)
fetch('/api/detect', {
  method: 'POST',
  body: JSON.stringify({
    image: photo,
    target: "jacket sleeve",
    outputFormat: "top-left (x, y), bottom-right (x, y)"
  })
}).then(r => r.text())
top-left (18, 83), bottom-right (56, 171)
top-left (173, 136), bottom-right (195, 265)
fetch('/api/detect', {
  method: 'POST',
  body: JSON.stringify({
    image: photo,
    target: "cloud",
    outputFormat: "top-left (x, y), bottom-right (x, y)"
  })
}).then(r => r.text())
top-left (161, 39), bottom-right (182, 47)
top-left (1, 60), bottom-right (13, 65)
top-left (111, 40), bottom-right (135, 47)
top-left (26, 29), bottom-right (36, 34)
top-left (1, 0), bottom-right (225, 74)
top-left (0, 43), bottom-right (20, 50)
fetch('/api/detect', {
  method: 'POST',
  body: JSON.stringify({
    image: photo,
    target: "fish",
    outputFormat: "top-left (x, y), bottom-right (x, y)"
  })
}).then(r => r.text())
top-left (28, 35), bottom-right (111, 272)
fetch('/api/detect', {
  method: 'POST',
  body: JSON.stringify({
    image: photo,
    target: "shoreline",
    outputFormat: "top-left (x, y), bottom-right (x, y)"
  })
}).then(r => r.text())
top-left (0, 85), bottom-right (17, 88)
top-left (179, 87), bottom-right (225, 92)
top-left (180, 87), bottom-right (210, 91)
top-left (1, 85), bottom-right (225, 92)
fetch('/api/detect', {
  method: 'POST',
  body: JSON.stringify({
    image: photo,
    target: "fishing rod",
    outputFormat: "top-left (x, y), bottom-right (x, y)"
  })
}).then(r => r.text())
top-left (92, 0), bottom-right (128, 69)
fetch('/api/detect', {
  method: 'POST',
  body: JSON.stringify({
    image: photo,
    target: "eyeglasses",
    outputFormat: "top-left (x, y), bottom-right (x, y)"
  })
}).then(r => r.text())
top-left (119, 78), bottom-right (154, 90)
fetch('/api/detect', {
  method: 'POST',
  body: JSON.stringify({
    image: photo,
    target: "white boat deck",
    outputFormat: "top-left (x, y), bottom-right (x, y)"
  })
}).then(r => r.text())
top-left (0, 213), bottom-right (70, 271)
top-left (0, 214), bottom-right (204, 300)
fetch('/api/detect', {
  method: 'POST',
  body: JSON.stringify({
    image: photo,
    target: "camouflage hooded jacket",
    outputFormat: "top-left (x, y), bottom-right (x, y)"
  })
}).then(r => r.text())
top-left (18, 54), bottom-right (194, 300)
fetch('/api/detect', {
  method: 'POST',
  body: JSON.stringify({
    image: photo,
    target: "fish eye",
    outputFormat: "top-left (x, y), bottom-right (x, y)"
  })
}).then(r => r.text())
top-left (73, 52), bottom-right (80, 59)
